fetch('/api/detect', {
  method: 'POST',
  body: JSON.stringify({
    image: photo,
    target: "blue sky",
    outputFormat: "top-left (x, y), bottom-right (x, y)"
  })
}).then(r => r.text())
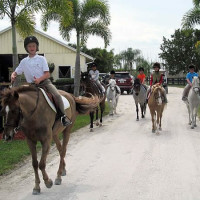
top-left (0, 0), bottom-right (194, 61)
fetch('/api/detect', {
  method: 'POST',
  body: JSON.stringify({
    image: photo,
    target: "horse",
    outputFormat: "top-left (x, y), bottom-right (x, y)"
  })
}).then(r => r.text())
top-left (132, 78), bottom-right (147, 121)
top-left (106, 78), bottom-right (120, 115)
top-left (0, 85), bottom-right (98, 195)
top-left (81, 72), bottom-right (106, 132)
top-left (148, 84), bottom-right (166, 134)
top-left (185, 76), bottom-right (200, 129)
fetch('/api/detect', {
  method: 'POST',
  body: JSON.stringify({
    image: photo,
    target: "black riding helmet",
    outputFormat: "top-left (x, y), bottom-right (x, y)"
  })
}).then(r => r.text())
top-left (24, 36), bottom-right (39, 53)
top-left (91, 62), bottom-right (97, 67)
top-left (153, 62), bottom-right (160, 69)
top-left (110, 70), bottom-right (115, 74)
top-left (188, 64), bottom-right (195, 69)
top-left (138, 67), bottom-right (144, 71)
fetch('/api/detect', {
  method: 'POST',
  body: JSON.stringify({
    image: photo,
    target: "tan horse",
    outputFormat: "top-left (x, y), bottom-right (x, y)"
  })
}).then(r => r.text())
top-left (0, 86), bottom-right (98, 195)
top-left (148, 84), bottom-right (166, 134)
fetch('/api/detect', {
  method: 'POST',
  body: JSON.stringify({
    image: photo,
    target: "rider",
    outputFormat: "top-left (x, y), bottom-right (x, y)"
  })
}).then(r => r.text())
top-left (109, 70), bottom-right (121, 94)
top-left (182, 64), bottom-right (199, 101)
top-left (146, 62), bottom-right (168, 103)
top-left (11, 36), bottom-right (72, 126)
top-left (89, 62), bottom-right (105, 94)
top-left (137, 67), bottom-right (148, 90)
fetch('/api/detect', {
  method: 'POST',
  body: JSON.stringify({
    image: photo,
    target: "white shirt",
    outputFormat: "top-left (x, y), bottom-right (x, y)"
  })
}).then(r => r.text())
top-left (15, 54), bottom-right (49, 83)
top-left (89, 69), bottom-right (99, 81)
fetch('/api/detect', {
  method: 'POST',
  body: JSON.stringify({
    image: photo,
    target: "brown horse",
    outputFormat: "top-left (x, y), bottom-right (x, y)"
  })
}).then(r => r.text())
top-left (0, 85), bottom-right (98, 195)
top-left (148, 84), bottom-right (166, 134)
top-left (81, 72), bottom-right (106, 132)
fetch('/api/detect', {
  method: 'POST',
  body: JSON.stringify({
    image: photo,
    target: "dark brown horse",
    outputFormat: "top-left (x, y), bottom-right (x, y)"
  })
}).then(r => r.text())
top-left (148, 84), bottom-right (166, 134)
top-left (81, 72), bottom-right (106, 132)
top-left (0, 85), bottom-right (98, 195)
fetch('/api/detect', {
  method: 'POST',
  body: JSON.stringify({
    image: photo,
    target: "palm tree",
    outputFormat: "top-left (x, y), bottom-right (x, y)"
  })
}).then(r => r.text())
top-left (0, 0), bottom-right (42, 85)
top-left (182, 0), bottom-right (200, 28)
top-left (41, 0), bottom-right (111, 96)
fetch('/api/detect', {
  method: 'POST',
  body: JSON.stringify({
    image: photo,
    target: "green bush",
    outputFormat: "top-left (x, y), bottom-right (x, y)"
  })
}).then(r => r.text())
top-left (54, 78), bottom-right (74, 85)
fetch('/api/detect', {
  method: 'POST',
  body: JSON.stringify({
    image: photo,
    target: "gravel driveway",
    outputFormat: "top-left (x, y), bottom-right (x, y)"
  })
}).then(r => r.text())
top-left (1, 87), bottom-right (200, 200)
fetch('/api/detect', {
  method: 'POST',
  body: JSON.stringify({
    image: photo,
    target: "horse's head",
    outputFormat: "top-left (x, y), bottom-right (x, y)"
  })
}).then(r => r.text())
top-left (1, 88), bottom-right (21, 141)
top-left (151, 85), bottom-right (163, 105)
top-left (81, 71), bottom-right (91, 82)
top-left (108, 79), bottom-right (116, 92)
top-left (192, 76), bottom-right (200, 94)
top-left (133, 78), bottom-right (141, 95)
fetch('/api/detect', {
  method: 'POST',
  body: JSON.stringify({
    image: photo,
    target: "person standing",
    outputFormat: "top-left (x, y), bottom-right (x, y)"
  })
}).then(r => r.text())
top-left (182, 64), bottom-right (199, 101)
top-left (11, 36), bottom-right (71, 126)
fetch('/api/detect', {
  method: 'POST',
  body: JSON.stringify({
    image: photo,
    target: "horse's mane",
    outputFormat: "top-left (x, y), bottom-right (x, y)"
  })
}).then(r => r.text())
top-left (1, 86), bottom-right (38, 106)
top-left (134, 78), bottom-right (141, 85)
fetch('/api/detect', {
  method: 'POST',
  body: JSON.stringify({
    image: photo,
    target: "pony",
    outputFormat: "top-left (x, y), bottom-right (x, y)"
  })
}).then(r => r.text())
top-left (148, 84), bottom-right (166, 134)
top-left (106, 78), bottom-right (120, 115)
top-left (81, 72), bottom-right (106, 132)
top-left (0, 85), bottom-right (98, 195)
top-left (185, 76), bottom-right (200, 129)
top-left (132, 78), bottom-right (147, 120)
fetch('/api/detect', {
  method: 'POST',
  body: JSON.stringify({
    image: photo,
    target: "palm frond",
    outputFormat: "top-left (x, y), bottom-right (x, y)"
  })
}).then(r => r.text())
top-left (16, 11), bottom-right (35, 38)
top-left (59, 23), bottom-right (74, 41)
top-left (81, 0), bottom-right (110, 25)
top-left (182, 7), bottom-right (200, 28)
top-left (83, 21), bottom-right (111, 47)
top-left (193, 0), bottom-right (200, 7)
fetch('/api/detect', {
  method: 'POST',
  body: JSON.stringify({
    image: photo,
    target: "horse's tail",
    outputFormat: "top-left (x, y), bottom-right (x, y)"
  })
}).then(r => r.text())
top-left (73, 94), bottom-right (100, 114)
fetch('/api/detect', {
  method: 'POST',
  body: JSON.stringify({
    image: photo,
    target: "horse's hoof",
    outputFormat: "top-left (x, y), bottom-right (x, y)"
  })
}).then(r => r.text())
top-left (159, 127), bottom-right (162, 131)
top-left (90, 128), bottom-right (93, 132)
top-left (96, 122), bottom-right (99, 126)
top-left (55, 178), bottom-right (62, 185)
top-left (45, 179), bottom-right (53, 188)
top-left (32, 188), bottom-right (41, 195)
top-left (62, 169), bottom-right (66, 176)
top-left (99, 123), bottom-right (102, 127)
top-left (191, 126), bottom-right (194, 129)
top-left (136, 119), bottom-right (139, 121)
top-left (152, 130), bottom-right (155, 133)
top-left (194, 125), bottom-right (197, 127)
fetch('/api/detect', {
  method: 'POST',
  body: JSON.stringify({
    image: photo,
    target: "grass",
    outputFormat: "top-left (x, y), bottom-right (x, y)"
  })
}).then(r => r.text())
top-left (0, 103), bottom-right (109, 175)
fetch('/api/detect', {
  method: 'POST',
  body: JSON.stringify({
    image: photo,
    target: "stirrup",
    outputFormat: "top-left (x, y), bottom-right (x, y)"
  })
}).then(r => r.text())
top-left (61, 115), bottom-right (72, 126)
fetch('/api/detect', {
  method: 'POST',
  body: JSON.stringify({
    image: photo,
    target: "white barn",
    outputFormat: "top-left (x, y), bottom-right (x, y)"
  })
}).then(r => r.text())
top-left (0, 27), bottom-right (94, 82)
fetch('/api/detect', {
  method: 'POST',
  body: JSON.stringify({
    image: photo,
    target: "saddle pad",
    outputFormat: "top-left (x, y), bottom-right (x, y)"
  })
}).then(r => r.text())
top-left (39, 88), bottom-right (70, 113)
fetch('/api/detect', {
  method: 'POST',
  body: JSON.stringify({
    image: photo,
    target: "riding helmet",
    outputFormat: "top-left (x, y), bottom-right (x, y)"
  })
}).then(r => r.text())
top-left (110, 70), bottom-right (115, 74)
top-left (91, 62), bottom-right (97, 67)
top-left (138, 67), bottom-right (144, 71)
top-left (153, 62), bottom-right (160, 69)
top-left (188, 64), bottom-right (195, 69)
top-left (24, 36), bottom-right (39, 52)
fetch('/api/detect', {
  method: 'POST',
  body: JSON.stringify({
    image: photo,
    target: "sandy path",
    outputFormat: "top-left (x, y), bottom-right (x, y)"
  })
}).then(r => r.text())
top-left (1, 87), bottom-right (200, 200)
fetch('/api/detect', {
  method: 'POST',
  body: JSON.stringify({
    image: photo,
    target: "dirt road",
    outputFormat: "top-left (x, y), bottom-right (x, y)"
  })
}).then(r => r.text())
top-left (1, 87), bottom-right (200, 200)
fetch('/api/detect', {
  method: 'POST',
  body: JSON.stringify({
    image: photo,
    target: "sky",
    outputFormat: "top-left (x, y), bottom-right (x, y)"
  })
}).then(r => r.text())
top-left (0, 0), bottom-right (194, 62)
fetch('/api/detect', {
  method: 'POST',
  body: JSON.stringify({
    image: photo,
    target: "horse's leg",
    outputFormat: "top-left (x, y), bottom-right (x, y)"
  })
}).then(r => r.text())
top-left (39, 135), bottom-right (53, 189)
top-left (26, 139), bottom-right (41, 195)
top-left (54, 126), bottom-right (71, 185)
top-left (108, 100), bottom-right (113, 115)
top-left (99, 101), bottom-right (105, 126)
top-left (136, 103), bottom-right (139, 121)
top-left (140, 104), bottom-right (144, 118)
top-left (191, 107), bottom-right (195, 129)
top-left (159, 111), bottom-right (162, 131)
top-left (90, 111), bottom-right (94, 132)
top-left (187, 103), bottom-right (192, 125)
top-left (95, 107), bottom-right (100, 126)
top-left (150, 109), bottom-right (156, 132)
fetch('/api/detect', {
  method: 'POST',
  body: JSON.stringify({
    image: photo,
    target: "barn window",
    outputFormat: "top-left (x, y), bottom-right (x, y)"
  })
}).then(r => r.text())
top-left (59, 66), bottom-right (71, 78)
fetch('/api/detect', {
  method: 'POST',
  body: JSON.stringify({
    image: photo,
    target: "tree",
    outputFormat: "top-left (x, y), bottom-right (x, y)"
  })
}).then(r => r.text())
top-left (159, 29), bottom-right (200, 75)
top-left (41, 0), bottom-right (111, 96)
top-left (182, 0), bottom-right (200, 28)
top-left (84, 48), bottom-right (114, 72)
top-left (0, 0), bottom-right (41, 85)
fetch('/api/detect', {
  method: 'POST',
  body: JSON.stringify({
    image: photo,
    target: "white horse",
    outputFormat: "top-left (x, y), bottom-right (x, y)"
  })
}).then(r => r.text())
top-left (106, 79), bottom-right (120, 115)
top-left (185, 76), bottom-right (200, 129)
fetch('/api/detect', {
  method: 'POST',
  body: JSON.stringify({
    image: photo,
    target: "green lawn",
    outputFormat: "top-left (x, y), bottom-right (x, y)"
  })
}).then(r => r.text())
top-left (0, 104), bottom-right (109, 175)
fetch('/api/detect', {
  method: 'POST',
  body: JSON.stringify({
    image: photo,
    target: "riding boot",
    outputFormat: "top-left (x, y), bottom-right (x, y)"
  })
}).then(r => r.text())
top-left (61, 115), bottom-right (72, 126)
